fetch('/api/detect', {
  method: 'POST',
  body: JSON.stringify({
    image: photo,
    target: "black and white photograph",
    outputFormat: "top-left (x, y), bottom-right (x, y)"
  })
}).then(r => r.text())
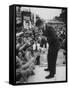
top-left (15, 5), bottom-right (67, 84)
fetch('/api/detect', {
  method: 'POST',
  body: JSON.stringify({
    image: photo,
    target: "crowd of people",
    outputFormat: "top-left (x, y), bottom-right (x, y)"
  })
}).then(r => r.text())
top-left (16, 19), bottom-right (66, 83)
top-left (16, 23), bottom-right (47, 83)
top-left (52, 24), bottom-right (66, 49)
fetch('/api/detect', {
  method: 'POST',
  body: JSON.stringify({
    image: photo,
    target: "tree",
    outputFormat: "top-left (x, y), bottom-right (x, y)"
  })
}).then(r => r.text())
top-left (54, 9), bottom-right (67, 24)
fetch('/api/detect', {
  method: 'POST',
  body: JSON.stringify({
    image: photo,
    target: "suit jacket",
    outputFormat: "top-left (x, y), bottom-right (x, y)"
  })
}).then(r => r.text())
top-left (43, 25), bottom-right (59, 48)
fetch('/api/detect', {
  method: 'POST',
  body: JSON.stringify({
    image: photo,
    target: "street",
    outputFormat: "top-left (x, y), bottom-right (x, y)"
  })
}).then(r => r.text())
top-left (28, 65), bottom-right (66, 83)
top-left (28, 49), bottom-right (66, 83)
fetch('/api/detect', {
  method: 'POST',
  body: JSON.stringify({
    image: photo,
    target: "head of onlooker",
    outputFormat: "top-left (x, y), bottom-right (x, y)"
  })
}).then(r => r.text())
top-left (35, 19), bottom-right (44, 30)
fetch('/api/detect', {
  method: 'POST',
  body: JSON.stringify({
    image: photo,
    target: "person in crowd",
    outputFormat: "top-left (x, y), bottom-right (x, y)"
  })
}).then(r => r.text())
top-left (16, 49), bottom-right (35, 82)
top-left (32, 40), bottom-right (40, 65)
top-left (40, 35), bottom-right (47, 48)
top-left (19, 37), bottom-right (32, 51)
top-left (36, 19), bottom-right (59, 79)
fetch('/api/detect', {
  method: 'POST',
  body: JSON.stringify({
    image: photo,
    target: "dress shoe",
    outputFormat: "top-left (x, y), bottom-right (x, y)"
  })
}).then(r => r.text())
top-left (45, 74), bottom-right (54, 79)
top-left (44, 68), bottom-right (49, 71)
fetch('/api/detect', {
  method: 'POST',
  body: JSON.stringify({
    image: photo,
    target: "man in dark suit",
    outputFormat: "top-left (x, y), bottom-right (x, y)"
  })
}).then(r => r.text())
top-left (36, 19), bottom-right (59, 79)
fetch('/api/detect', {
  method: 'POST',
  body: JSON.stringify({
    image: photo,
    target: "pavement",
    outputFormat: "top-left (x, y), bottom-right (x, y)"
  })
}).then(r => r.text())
top-left (27, 49), bottom-right (66, 83)
top-left (28, 65), bottom-right (66, 83)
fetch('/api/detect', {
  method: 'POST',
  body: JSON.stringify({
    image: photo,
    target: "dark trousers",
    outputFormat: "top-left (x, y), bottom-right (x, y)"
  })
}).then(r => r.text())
top-left (47, 45), bottom-right (58, 75)
top-left (40, 43), bottom-right (46, 48)
top-left (36, 56), bottom-right (40, 65)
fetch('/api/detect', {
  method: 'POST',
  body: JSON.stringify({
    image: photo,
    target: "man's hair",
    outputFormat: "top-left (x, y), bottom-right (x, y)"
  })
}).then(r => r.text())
top-left (36, 19), bottom-right (43, 27)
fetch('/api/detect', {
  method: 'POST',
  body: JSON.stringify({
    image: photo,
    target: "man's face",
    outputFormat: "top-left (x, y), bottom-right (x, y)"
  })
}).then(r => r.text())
top-left (16, 43), bottom-right (20, 49)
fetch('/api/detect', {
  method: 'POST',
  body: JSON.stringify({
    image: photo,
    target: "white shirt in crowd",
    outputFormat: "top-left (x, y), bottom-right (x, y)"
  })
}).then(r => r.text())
top-left (33, 43), bottom-right (40, 50)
